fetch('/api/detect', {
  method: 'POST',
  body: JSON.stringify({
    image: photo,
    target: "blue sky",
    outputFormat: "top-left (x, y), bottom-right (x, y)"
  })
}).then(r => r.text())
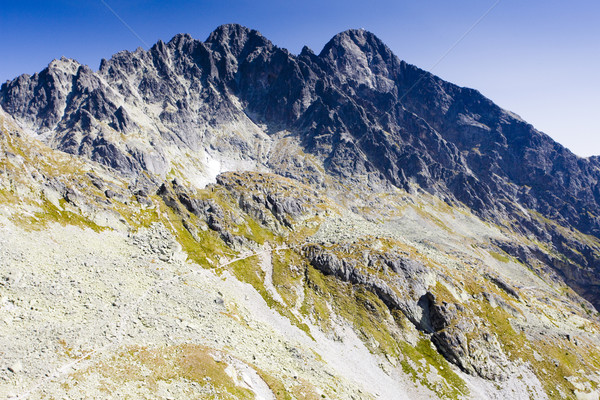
top-left (1, 0), bottom-right (599, 156)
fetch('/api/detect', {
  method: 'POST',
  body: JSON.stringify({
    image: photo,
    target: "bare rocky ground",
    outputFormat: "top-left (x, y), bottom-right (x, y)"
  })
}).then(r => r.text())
top-left (0, 204), bottom-right (570, 400)
top-left (0, 216), bottom-right (433, 399)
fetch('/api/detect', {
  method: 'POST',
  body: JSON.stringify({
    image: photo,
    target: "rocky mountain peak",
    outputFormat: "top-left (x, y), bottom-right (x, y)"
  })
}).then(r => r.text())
top-left (299, 45), bottom-right (315, 57)
top-left (47, 56), bottom-right (82, 75)
top-left (167, 32), bottom-right (195, 48)
top-left (0, 56), bottom-right (85, 130)
top-left (1, 24), bottom-right (599, 248)
top-left (320, 28), bottom-right (388, 57)
top-left (318, 28), bottom-right (398, 91)
top-left (205, 23), bottom-right (272, 58)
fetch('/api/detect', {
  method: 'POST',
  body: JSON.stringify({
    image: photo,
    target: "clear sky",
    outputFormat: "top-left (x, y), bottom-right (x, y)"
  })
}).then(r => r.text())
top-left (1, 0), bottom-right (599, 156)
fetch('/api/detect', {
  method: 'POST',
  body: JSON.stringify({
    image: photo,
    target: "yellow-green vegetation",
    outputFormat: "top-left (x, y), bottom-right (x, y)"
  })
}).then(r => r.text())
top-left (473, 299), bottom-right (527, 360)
top-left (399, 339), bottom-right (470, 399)
top-left (285, 215), bottom-right (323, 244)
top-left (217, 171), bottom-right (330, 236)
top-left (312, 236), bottom-right (424, 275)
top-left (259, 370), bottom-right (326, 400)
top-left (472, 297), bottom-right (600, 399)
top-left (171, 178), bottom-right (279, 246)
top-left (148, 177), bottom-right (322, 336)
top-left (228, 254), bottom-right (312, 337)
top-left (242, 214), bottom-right (277, 245)
top-left (160, 200), bottom-right (234, 267)
top-left (272, 249), bottom-right (304, 307)
top-left (488, 249), bottom-right (511, 263)
top-left (1, 118), bottom-right (146, 234)
top-left (410, 203), bottom-right (452, 233)
top-left (0, 187), bottom-right (19, 204)
top-left (519, 336), bottom-right (600, 399)
top-left (296, 240), bottom-right (475, 398)
top-left (13, 198), bottom-right (104, 233)
top-left (68, 344), bottom-right (255, 399)
top-left (301, 265), bottom-right (403, 359)
top-left (291, 377), bottom-right (326, 400)
top-left (432, 281), bottom-right (458, 304)
top-left (218, 171), bottom-right (310, 195)
top-left (255, 369), bottom-right (294, 400)
top-left (529, 339), bottom-right (589, 399)
top-left (113, 197), bottom-right (161, 229)
top-left (5, 118), bottom-right (600, 400)
top-left (228, 255), bottom-right (268, 298)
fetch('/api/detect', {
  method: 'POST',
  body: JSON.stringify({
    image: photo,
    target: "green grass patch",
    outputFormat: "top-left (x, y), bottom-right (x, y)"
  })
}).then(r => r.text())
top-left (256, 369), bottom-right (294, 400)
top-left (160, 201), bottom-right (233, 267)
top-left (301, 265), bottom-right (402, 358)
top-left (228, 254), bottom-right (312, 338)
top-left (400, 339), bottom-right (470, 399)
top-left (471, 297), bottom-right (600, 399)
top-left (272, 249), bottom-right (304, 307)
top-left (15, 198), bottom-right (104, 233)
top-left (488, 250), bottom-right (510, 263)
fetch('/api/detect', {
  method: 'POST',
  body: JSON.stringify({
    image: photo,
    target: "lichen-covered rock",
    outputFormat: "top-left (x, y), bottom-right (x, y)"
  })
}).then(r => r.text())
top-left (217, 172), bottom-right (323, 230)
top-left (423, 292), bottom-right (511, 381)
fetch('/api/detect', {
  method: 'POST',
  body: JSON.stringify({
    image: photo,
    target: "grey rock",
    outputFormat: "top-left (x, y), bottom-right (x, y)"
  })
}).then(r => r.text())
top-left (303, 244), bottom-right (511, 380)
top-left (484, 273), bottom-right (520, 300)
top-left (423, 292), bottom-right (510, 381)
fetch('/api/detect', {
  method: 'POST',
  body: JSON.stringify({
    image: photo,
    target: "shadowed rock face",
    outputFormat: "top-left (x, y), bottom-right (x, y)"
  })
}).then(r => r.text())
top-left (2, 24), bottom-right (600, 307)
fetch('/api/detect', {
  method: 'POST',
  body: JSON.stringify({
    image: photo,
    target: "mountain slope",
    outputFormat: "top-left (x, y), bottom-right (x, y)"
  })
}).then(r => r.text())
top-left (1, 25), bottom-right (600, 400)
top-left (4, 24), bottom-right (600, 310)
top-left (4, 25), bottom-right (599, 232)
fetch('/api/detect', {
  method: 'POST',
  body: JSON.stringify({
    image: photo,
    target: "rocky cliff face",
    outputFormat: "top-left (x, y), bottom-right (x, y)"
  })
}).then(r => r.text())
top-left (4, 25), bottom-right (600, 230)
top-left (1, 24), bottom-right (600, 400)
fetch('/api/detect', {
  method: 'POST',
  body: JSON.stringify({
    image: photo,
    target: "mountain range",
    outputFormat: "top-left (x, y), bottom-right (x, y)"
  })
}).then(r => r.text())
top-left (1, 24), bottom-right (599, 399)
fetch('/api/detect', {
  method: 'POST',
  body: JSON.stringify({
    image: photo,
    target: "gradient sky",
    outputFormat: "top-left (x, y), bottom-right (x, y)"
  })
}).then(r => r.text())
top-left (1, 0), bottom-right (599, 156)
